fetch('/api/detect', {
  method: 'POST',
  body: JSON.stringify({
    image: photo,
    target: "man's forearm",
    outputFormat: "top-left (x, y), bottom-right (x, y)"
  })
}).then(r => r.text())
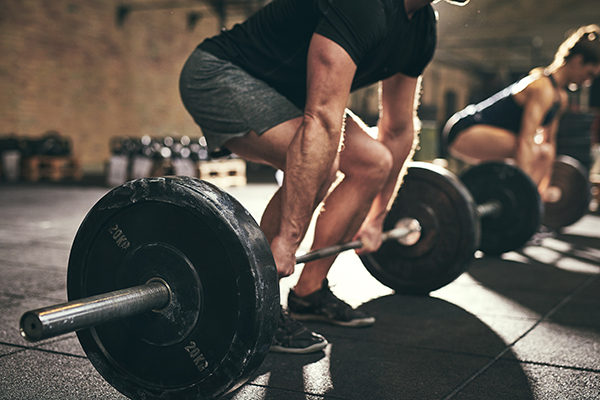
top-left (278, 116), bottom-right (342, 247)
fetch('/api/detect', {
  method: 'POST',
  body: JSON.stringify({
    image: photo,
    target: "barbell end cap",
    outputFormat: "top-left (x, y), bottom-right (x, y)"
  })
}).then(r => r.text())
top-left (20, 312), bottom-right (44, 342)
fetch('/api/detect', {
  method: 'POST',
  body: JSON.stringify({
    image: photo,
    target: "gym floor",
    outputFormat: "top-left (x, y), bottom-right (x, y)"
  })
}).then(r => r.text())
top-left (0, 181), bottom-right (599, 400)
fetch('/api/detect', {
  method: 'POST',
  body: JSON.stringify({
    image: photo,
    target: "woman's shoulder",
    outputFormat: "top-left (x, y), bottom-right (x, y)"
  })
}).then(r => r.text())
top-left (524, 71), bottom-right (557, 96)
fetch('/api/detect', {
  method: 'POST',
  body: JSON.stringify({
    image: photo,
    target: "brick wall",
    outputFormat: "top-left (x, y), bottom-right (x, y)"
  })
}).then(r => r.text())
top-left (0, 0), bottom-right (244, 173)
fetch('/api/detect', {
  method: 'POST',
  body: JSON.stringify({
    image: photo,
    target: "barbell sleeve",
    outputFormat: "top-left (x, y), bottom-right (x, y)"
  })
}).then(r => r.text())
top-left (20, 280), bottom-right (171, 342)
top-left (296, 221), bottom-right (421, 264)
top-left (476, 199), bottom-right (503, 219)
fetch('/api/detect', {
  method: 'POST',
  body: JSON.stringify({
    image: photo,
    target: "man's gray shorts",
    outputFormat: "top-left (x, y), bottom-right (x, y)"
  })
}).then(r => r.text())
top-left (179, 48), bottom-right (303, 155)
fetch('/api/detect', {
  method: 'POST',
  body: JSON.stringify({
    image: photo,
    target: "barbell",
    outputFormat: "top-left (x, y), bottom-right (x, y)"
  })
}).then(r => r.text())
top-left (359, 161), bottom-right (542, 294)
top-left (18, 162), bottom-right (543, 399)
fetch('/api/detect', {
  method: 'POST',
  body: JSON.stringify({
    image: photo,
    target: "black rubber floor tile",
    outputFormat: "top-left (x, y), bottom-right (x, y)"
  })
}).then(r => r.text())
top-left (307, 294), bottom-right (515, 358)
top-left (0, 242), bottom-right (70, 269)
top-left (441, 284), bottom-right (596, 335)
top-left (33, 335), bottom-right (87, 358)
top-left (236, 341), bottom-right (527, 400)
top-left (548, 276), bottom-right (600, 329)
top-left (505, 321), bottom-right (600, 371)
top-left (0, 226), bottom-right (74, 247)
top-left (520, 362), bottom-right (600, 400)
top-left (0, 264), bottom-right (67, 299)
top-left (224, 374), bottom-right (330, 400)
top-left (434, 277), bottom-right (553, 344)
top-left (467, 255), bottom-right (591, 296)
top-left (0, 350), bottom-right (126, 399)
top-left (439, 359), bottom-right (535, 400)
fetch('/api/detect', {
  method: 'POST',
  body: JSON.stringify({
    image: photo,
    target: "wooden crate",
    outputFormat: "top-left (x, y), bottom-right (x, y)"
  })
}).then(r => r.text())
top-left (198, 159), bottom-right (246, 187)
top-left (22, 155), bottom-right (82, 182)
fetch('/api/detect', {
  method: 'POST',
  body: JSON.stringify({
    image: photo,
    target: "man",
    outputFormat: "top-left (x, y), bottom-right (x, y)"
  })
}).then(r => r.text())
top-left (180, 0), bottom-right (470, 354)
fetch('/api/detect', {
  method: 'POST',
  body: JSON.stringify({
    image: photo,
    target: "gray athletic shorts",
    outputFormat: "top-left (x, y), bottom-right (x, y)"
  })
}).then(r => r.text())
top-left (179, 48), bottom-right (303, 155)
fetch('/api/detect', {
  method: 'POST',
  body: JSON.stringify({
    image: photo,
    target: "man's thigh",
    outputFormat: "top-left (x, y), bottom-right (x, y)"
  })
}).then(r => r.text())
top-left (180, 49), bottom-right (303, 156)
top-left (224, 117), bottom-right (303, 170)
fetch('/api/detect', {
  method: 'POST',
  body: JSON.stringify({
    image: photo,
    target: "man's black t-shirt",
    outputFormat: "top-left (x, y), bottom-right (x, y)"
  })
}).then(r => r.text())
top-left (199, 0), bottom-right (437, 109)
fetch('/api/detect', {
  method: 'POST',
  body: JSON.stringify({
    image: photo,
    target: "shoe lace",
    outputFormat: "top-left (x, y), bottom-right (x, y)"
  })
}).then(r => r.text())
top-left (320, 284), bottom-right (352, 310)
top-left (280, 308), bottom-right (304, 331)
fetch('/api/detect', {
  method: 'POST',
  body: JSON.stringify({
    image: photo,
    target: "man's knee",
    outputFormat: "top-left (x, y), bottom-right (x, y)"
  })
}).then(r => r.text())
top-left (372, 146), bottom-right (394, 181)
top-left (346, 143), bottom-right (393, 185)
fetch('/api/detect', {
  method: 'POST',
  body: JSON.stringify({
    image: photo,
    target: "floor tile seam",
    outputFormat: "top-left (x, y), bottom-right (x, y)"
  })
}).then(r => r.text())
top-left (0, 340), bottom-right (87, 359)
top-left (440, 273), bottom-right (600, 400)
top-left (489, 352), bottom-right (600, 373)
top-left (515, 358), bottom-right (600, 374)
top-left (440, 345), bottom-right (514, 400)
top-left (0, 257), bottom-right (68, 271)
top-left (532, 273), bottom-right (600, 325)
top-left (0, 347), bottom-right (28, 359)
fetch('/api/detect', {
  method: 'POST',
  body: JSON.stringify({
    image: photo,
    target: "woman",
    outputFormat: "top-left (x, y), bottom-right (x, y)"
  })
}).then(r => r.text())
top-left (444, 25), bottom-right (600, 197)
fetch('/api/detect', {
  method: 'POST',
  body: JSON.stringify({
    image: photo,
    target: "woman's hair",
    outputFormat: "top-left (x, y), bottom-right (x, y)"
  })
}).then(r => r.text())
top-left (551, 24), bottom-right (600, 69)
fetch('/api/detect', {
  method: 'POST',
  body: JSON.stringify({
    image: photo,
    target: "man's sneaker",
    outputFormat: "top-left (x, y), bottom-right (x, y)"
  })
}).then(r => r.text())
top-left (270, 308), bottom-right (328, 354)
top-left (288, 280), bottom-right (375, 327)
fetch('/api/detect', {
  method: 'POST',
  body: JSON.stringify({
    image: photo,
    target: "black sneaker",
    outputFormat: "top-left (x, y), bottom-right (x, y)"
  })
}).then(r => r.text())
top-left (288, 280), bottom-right (375, 327)
top-left (270, 308), bottom-right (328, 354)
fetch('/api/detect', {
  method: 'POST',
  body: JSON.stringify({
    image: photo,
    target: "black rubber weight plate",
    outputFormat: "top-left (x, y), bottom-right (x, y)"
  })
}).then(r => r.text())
top-left (360, 162), bottom-right (479, 295)
top-left (543, 155), bottom-right (591, 230)
top-left (460, 162), bottom-right (542, 255)
top-left (67, 177), bottom-right (279, 400)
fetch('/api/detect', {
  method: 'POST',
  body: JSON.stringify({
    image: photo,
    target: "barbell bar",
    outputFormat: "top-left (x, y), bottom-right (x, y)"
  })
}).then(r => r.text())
top-left (295, 218), bottom-right (422, 264)
top-left (297, 196), bottom-right (501, 266)
top-left (21, 221), bottom-right (415, 344)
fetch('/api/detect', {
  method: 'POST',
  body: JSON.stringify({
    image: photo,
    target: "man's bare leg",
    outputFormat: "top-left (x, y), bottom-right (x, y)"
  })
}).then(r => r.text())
top-left (224, 117), bottom-right (339, 353)
top-left (224, 117), bottom-right (340, 256)
top-left (293, 117), bottom-right (393, 297)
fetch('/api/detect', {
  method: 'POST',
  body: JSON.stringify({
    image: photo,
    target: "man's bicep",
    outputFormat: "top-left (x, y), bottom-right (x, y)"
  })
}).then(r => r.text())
top-left (304, 33), bottom-right (357, 119)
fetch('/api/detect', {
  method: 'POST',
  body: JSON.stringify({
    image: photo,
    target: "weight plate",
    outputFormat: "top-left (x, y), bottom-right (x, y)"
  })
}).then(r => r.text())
top-left (542, 155), bottom-right (591, 230)
top-left (360, 162), bottom-right (479, 295)
top-left (460, 162), bottom-right (542, 255)
top-left (67, 177), bottom-right (279, 400)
